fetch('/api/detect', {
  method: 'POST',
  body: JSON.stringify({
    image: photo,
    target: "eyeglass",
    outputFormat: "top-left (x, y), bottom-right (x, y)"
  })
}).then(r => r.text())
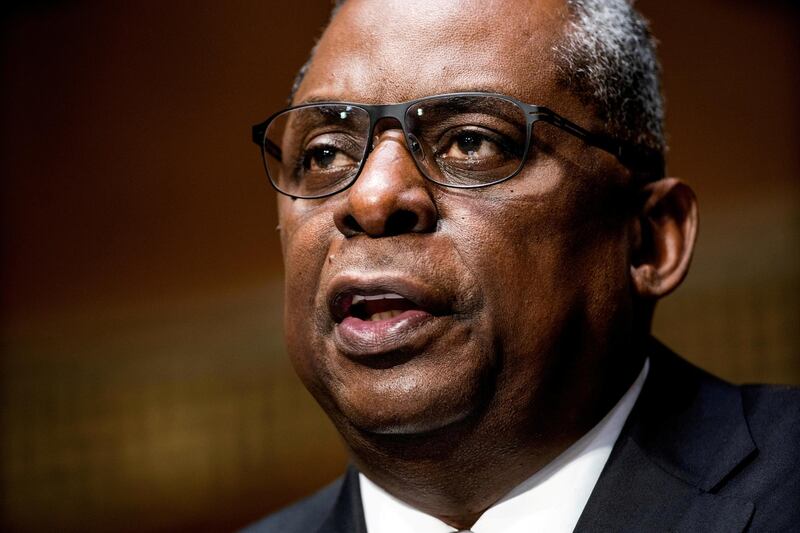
top-left (251, 92), bottom-right (663, 199)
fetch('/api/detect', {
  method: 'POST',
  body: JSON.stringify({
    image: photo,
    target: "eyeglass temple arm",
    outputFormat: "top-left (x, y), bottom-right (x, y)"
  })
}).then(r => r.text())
top-left (530, 108), bottom-right (664, 179)
top-left (252, 124), bottom-right (283, 162)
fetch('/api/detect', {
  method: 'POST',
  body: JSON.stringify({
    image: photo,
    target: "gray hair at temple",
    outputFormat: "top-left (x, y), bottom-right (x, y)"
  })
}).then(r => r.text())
top-left (289, 0), bottom-right (665, 158)
top-left (554, 0), bottom-right (665, 156)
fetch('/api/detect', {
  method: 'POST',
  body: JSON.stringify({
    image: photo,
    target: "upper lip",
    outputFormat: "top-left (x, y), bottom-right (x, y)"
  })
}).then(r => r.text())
top-left (327, 273), bottom-right (451, 322)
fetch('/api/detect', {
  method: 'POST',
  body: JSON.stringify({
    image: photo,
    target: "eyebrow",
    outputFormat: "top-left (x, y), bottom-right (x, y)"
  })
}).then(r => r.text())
top-left (295, 87), bottom-right (513, 106)
top-left (296, 95), bottom-right (339, 105)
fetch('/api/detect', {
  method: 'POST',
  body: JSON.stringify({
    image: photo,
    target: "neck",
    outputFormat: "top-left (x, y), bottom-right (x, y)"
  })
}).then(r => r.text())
top-left (346, 343), bottom-right (646, 530)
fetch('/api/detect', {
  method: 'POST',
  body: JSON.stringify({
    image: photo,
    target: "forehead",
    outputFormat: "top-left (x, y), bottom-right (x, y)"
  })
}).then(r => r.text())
top-left (296, 0), bottom-right (571, 106)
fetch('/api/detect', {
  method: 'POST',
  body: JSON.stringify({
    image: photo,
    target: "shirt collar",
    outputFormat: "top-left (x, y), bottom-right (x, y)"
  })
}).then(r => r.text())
top-left (360, 358), bottom-right (650, 533)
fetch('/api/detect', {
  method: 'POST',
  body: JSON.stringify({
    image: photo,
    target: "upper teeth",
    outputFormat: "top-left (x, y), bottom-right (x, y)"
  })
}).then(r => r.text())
top-left (352, 293), bottom-right (404, 304)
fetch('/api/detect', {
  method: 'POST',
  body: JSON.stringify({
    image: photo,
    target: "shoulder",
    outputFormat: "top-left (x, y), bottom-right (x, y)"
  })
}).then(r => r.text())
top-left (647, 343), bottom-right (800, 463)
top-left (739, 383), bottom-right (800, 475)
top-left (730, 384), bottom-right (800, 530)
top-left (240, 476), bottom-right (344, 533)
top-left (738, 383), bottom-right (800, 478)
top-left (741, 383), bottom-right (800, 436)
top-left (646, 344), bottom-right (800, 529)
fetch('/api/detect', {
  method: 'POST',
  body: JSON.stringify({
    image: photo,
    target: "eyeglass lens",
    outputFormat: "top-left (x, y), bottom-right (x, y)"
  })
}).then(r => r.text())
top-left (262, 95), bottom-right (529, 198)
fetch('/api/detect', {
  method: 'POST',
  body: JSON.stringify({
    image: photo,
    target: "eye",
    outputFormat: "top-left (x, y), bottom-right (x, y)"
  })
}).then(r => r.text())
top-left (300, 135), bottom-right (359, 172)
top-left (442, 131), bottom-right (500, 160)
top-left (288, 133), bottom-right (364, 195)
top-left (303, 145), bottom-right (349, 171)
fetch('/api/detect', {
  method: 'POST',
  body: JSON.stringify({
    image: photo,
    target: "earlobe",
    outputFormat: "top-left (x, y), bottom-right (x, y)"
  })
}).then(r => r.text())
top-left (630, 178), bottom-right (699, 299)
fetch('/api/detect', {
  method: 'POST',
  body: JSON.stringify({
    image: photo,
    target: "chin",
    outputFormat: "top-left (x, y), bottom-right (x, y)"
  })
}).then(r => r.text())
top-left (329, 369), bottom-right (491, 438)
top-left (350, 405), bottom-right (472, 436)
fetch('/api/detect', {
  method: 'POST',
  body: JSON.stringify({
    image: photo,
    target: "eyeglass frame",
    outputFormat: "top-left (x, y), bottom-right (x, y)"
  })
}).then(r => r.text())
top-left (251, 91), bottom-right (664, 199)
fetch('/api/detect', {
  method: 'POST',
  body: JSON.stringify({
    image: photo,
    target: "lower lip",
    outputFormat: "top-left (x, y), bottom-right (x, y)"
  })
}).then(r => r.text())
top-left (334, 309), bottom-right (438, 358)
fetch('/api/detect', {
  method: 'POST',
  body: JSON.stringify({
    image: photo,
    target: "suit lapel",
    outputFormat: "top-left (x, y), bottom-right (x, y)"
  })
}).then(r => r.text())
top-left (574, 434), bottom-right (754, 532)
top-left (575, 340), bottom-right (757, 532)
top-left (317, 466), bottom-right (368, 533)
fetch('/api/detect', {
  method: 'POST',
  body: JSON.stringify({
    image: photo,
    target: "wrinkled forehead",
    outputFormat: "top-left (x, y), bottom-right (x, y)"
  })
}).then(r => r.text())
top-left (296, 0), bottom-right (571, 106)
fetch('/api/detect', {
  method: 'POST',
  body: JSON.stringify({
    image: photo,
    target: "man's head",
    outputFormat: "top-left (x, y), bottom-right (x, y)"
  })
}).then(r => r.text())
top-left (273, 0), bottom-right (697, 465)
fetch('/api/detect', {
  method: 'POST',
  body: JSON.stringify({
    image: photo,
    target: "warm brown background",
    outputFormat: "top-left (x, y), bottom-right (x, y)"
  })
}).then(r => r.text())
top-left (1, 1), bottom-right (798, 531)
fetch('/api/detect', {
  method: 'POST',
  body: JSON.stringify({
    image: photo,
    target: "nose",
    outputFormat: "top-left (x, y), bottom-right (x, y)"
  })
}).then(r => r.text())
top-left (333, 128), bottom-right (438, 237)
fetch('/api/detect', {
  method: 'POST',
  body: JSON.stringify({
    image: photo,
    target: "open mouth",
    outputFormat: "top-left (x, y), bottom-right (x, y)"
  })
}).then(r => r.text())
top-left (327, 276), bottom-right (453, 357)
top-left (333, 292), bottom-right (426, 323)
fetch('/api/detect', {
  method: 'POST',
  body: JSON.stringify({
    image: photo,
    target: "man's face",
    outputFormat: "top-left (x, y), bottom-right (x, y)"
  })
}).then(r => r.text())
top-left (279, 0), bottom-right (634, 441)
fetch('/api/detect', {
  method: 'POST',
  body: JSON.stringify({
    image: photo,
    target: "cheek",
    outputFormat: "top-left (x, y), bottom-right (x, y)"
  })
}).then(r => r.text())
top-left (445, 184), bottom-right (630, 362)
top-left (279, 200), bottom-right (337, 366)
top-left (279, 197), bottom-right (338, 284)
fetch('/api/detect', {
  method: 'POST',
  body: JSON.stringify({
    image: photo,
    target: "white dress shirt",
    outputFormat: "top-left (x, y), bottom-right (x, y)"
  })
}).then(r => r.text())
top-left (360, 358), bottom-right (650, 533)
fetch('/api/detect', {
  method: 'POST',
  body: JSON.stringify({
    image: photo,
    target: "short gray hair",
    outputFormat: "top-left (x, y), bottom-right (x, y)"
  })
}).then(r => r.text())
top-left (289, 0), bottom-right (665, 172)
top-left (554, 0), bottom-right (665, 158)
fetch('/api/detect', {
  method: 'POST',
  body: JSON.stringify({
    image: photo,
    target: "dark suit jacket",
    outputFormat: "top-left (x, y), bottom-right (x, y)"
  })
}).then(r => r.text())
top-left (243, 341), bottom-right (800, 532)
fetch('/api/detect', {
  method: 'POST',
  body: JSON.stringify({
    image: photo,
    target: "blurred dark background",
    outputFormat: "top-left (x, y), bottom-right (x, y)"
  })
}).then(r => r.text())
top-left (1, 0), bottom-right (798, 531)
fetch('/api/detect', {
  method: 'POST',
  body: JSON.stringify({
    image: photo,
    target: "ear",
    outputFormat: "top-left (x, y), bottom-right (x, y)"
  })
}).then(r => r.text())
top-left (630, 178), bottom-right (699, 298)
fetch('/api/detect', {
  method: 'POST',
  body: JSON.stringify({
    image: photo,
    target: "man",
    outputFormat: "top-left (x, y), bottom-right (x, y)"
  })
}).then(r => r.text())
top-left (246, 0), bottom-right (799, 531)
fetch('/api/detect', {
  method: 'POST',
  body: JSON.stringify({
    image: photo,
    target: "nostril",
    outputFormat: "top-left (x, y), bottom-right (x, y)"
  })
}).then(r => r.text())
top-left (341, 215), bottom-right (364, 236)
top-left (384, 210), bottom-right (419, 236)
